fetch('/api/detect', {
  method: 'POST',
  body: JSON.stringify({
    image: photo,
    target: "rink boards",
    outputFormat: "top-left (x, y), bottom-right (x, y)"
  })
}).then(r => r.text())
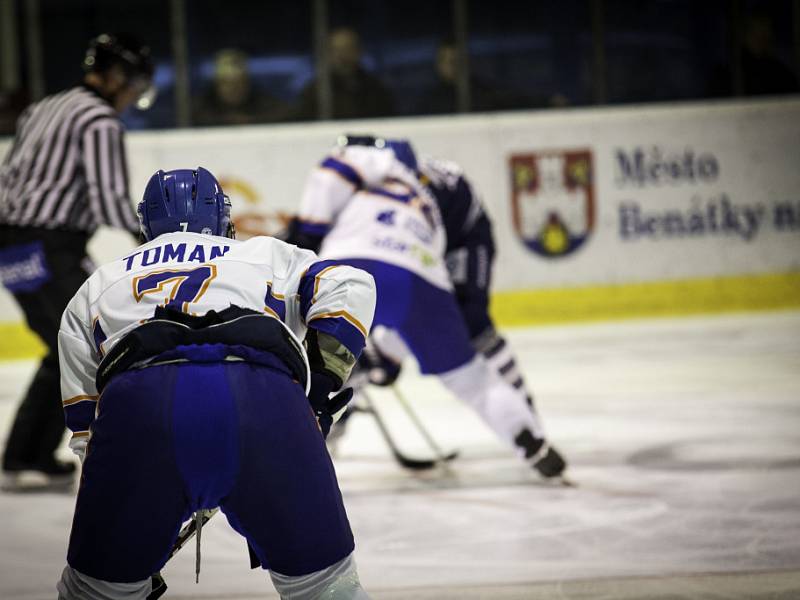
top-left (0, 97), bottom-right (798, 357)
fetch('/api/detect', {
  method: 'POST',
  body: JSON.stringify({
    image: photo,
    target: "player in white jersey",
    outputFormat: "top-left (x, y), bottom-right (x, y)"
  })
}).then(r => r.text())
top-left (56, 167), bottom-right (374, 600)
top-left (296, 137), bottom-right (450, 289)
top-left (288, 136), bottom-right (565, 478)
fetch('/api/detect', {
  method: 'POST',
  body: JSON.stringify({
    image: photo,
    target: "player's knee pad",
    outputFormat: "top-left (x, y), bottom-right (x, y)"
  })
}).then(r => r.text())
top-left (472, 326), bottom-right (500, 355)
top-left (475, 329), bottom-right (521, 377)
top-left (269, 552), bottom-right (370, 600)
top-left (57, 566), bottom-right (150, 600)
top-left (474, 330), bottom-right (531, 401)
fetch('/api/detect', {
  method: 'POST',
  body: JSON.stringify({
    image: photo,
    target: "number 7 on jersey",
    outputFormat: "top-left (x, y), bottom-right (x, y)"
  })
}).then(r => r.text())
top-left (132, 265), bottom-right (217, 313)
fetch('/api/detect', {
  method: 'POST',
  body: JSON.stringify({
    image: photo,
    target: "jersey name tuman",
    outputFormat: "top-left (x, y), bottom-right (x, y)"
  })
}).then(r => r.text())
top-left (123, 242), bottom-right (231, 271)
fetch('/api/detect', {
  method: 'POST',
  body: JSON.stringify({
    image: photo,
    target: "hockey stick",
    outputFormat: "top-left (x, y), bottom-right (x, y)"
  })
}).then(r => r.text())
top-left (147, 508), bottom-right (220, 600)
top-left (360, 389), bottom-right (455, 471)
top-left (389, 384), bottom-right (459, 465)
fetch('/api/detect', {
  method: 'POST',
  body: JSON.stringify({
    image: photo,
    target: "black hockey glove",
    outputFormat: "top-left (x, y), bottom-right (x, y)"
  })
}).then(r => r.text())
top-left (284, 216), bottom-right (324, 253)
top-left (308, 371), bottom-right (354, 438)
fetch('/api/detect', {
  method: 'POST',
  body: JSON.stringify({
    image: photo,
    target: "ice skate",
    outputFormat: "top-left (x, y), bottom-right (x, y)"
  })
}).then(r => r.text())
top-left (1, 458), bottom-right (76, 493)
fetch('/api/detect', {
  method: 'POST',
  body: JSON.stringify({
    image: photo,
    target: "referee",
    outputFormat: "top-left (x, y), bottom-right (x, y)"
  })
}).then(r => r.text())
top-left (0, 34), bottom-right (154, 490)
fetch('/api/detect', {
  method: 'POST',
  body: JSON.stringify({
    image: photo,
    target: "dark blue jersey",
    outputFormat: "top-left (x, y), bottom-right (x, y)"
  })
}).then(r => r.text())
top-left (421, 157), bottom-right (494, 254)
top-left (421, 157), bottom-right (495, 338)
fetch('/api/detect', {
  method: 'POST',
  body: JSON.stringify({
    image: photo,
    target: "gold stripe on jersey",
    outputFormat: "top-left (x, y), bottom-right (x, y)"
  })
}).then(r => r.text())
top-left (263, 306), bottom-right (281, 320)
top-left (62, 394), bottom-right (99, 407)
top-left (266, 281), bottom-right (285, 300)
top-left (308, 309), bottom-right (368, 337)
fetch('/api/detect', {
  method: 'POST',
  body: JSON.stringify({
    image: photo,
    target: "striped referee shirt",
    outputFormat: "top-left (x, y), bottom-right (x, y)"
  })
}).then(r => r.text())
top-left (0, 84), bottom-right (139, 234)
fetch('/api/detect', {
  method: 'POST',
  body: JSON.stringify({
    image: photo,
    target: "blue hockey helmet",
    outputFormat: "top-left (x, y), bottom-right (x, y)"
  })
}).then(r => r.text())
top-left (338, 134), bottom-right (418, 172)
top-left (138, 167), bottom-right (233, 241)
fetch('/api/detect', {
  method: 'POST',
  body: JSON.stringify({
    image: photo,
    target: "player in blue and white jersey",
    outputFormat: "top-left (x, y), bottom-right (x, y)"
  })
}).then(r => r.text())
top-left (56, 167), bottom-right (374, 600)
top-left (287, 136), bottom-right (565, 478)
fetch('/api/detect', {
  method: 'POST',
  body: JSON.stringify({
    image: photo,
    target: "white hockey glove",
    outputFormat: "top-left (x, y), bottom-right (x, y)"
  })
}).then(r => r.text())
top-left (68, 436), bottom-right (88, 464)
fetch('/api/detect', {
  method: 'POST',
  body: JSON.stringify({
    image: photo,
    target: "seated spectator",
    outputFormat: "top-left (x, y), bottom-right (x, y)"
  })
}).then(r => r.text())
top-left (710, 13), bottom-right (798, 97)
top-left (193, 48), bottom-right (285, 126)
top-left (417, 39), bottom-right (498, 114)
top-left (417, 39), bottom-right (566, 115)
top-left (291, 27), bottom-right (394, 120)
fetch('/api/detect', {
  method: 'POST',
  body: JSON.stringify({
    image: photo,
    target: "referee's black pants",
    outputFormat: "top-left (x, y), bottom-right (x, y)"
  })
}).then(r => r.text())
top-left (0, 226), bottom-right (90, 471)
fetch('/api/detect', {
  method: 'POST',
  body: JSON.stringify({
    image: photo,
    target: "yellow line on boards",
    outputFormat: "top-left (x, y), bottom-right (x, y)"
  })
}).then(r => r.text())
top-left (0, 323), bottom-right (46, 360)
top-left (491, 271), bottom-right (800, 327)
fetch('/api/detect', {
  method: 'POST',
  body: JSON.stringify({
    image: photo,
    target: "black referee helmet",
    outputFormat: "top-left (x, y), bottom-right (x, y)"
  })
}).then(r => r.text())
top-left (83, 33), bottom-right (156, 109)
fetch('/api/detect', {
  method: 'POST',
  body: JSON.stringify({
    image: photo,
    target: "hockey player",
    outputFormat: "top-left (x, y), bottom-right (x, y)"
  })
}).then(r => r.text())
top-left (56, 167), bottom-right (374, 600)
top-left (286, 136), bottom-right (565, 478)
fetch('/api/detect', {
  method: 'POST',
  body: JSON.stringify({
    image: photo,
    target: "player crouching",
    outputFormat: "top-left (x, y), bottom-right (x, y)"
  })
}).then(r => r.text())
top-left (56, 168), bottom-right (375, 599)
top-left (289, 136), bottom-right (566, 480)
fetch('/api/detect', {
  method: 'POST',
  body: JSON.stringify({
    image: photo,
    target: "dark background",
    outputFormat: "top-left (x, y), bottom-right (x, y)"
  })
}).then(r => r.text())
top-left (0, 0), bottom-right (797, 132)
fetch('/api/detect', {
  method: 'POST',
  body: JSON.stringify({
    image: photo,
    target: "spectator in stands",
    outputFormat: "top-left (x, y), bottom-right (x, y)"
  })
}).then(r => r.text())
top-left (417, 39), bottom-right (497, 114)
top-left (291, 27), bottom-right (394, 120)
top-left (417, 39), bottom-right (562, 114)
top-left (710, 12), bottom-right (798, 97)
top-left (193, 48), bottom-right (286, 126)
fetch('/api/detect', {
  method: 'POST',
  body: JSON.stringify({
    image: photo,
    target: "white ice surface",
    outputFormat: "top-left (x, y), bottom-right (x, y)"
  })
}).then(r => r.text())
top-left (1, 311), bottom-right (799, 599)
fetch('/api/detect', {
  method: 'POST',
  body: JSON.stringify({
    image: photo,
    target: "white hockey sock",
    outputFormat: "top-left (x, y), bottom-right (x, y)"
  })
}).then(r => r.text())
top-left (477, 331), bottom-right (547, 437)
top-left (479, 332), bottom-right (533, 404)
top-left (438, 356), bottom-right (545, 447)
top-left (57, 566), bottom-right (150, 600)
top-left (269, 552), bottom-right (370, 600)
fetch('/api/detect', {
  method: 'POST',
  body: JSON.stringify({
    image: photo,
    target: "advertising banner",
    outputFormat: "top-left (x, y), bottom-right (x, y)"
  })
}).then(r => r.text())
top-left (1, 97), bottom-right (798, 331)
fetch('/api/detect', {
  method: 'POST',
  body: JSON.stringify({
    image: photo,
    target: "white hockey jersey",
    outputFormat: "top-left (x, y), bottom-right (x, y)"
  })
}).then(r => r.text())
top-left (58, 231), bottom-right (376, 450)
top-left (297, 144), bottom-right (452, 290)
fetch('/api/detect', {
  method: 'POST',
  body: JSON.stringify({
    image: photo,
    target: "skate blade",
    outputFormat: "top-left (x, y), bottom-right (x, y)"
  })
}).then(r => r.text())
top-left (534, 473), bottom-right (577, 488)
top-left (557, 474), bottom-right (577, 487)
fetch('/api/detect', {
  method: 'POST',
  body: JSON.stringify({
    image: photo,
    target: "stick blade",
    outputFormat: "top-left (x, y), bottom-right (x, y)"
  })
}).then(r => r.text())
top-left (395, 449), bottom-right (459, 471)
